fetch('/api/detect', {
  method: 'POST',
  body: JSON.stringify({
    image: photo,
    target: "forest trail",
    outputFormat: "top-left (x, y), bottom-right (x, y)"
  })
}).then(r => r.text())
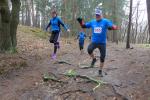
top-left (0, 26), bottom-right (150, 100)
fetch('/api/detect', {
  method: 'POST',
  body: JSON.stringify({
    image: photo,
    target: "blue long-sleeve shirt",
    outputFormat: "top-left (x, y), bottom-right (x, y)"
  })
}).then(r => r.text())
top-left (46, 16), bottom-right (68, 32)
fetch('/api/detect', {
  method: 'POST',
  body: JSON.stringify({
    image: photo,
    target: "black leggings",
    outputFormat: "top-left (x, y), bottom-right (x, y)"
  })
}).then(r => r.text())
top-left (49, 30), bottom-right (60, 54)
top-left (88, 43), bottom-right (106, 63)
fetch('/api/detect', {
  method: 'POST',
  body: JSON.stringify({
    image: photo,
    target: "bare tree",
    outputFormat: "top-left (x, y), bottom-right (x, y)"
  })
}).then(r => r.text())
top-left (0, 0), bottom-right (20, 51)
top-left (126, 0), bottom-right (133, 48)
top-left (146, 0), bottom-right (150, 43)
top-left (134, 1), bottom-right (140, 43)
top-left (0, 0), bottom-right (11, 51)
top-left (112, 0), bottom-right (118, 44)
top-left (10, 0), bottom-right (21, 47)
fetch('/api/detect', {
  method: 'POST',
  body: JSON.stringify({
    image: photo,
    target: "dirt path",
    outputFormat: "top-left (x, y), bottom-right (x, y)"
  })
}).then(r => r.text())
top-left (0, 27), bottom-right (150, 100)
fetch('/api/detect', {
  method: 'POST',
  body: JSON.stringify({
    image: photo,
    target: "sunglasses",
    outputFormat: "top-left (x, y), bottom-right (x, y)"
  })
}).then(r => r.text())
top-left (96, 14), bottom-right (101, 16)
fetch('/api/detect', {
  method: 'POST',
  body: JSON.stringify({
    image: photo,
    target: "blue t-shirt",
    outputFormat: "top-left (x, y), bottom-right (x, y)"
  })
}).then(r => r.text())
top-left (85, 18), bottom-right (113, 44)
top-left (46, 17), bottom-right (68, 32)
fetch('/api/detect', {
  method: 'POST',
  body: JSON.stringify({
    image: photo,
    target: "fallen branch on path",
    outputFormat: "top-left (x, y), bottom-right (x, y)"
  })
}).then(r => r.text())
top-left (65, 69), bottom-right (77, 77)
top-left (64, 69), bottom-right (107, 91)
top-left (42, 73), bottom-right (67, 83)
top-left (42, 71), bottom-right (128, 99)
top-left (54, 60), bottom-right (77, 67)
top-left (78, 63), bottom-right (98, 69)
top-left (75, 75), bottom-right (106, 91)
top-left (54, 60), bottom-right (72, 65)
top-left (59, 89), bottom-right (87, 95)
top-left (43, 70), bottom-right (106, 91)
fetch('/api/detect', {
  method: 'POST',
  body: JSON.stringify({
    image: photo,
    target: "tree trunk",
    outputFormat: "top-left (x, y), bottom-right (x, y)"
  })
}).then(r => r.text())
top-left (35, 10), bottom-right (37, 27)
top-left (112, 0), bottom-right (118, 44)
top-left (25, 0), bottom-right (28, 25)
top-left (41, 15), bottom-right (46, 29)
top-left (146, 0), bottom-right (150, 44)
top-left (20, 0), bottom-right (25, 25)
top-left (25, 0), bottom-right (31, 26)
top-left (21, 5), bottom-right (24, 25)
top-left (126, 0), bottom-right (133, 49)
top-left (62, 0), bottom-right (67, 38)
top-left (35, 10), bottom-right (40, 27)
top-left (134, 2), bottom-right (140, 43)
top-left (10, 0), bottom-right (21, 48)
top-left (72, 0), bottom-right (76, 34)
top-left (0, 0), bottom-right (12, 51)
top-left (31, 0), bottom-right (35, 27)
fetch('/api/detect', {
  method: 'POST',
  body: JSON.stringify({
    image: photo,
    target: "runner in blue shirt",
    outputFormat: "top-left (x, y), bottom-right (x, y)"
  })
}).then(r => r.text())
top-left (77, 8), bottom-right (119, 77)
top-left (46, 10), bottom-right (70, 60)
top-left (76, 29), bottom-right (86, 54)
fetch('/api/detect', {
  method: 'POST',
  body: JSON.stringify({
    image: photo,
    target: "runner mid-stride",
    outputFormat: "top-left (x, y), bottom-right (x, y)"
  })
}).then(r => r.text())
top-left (76, 29), bottom-right (86, 54)
top-left (77, 8), bottom-right (119, 77)
top-left (46, 10), bottom-right (70, 59)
